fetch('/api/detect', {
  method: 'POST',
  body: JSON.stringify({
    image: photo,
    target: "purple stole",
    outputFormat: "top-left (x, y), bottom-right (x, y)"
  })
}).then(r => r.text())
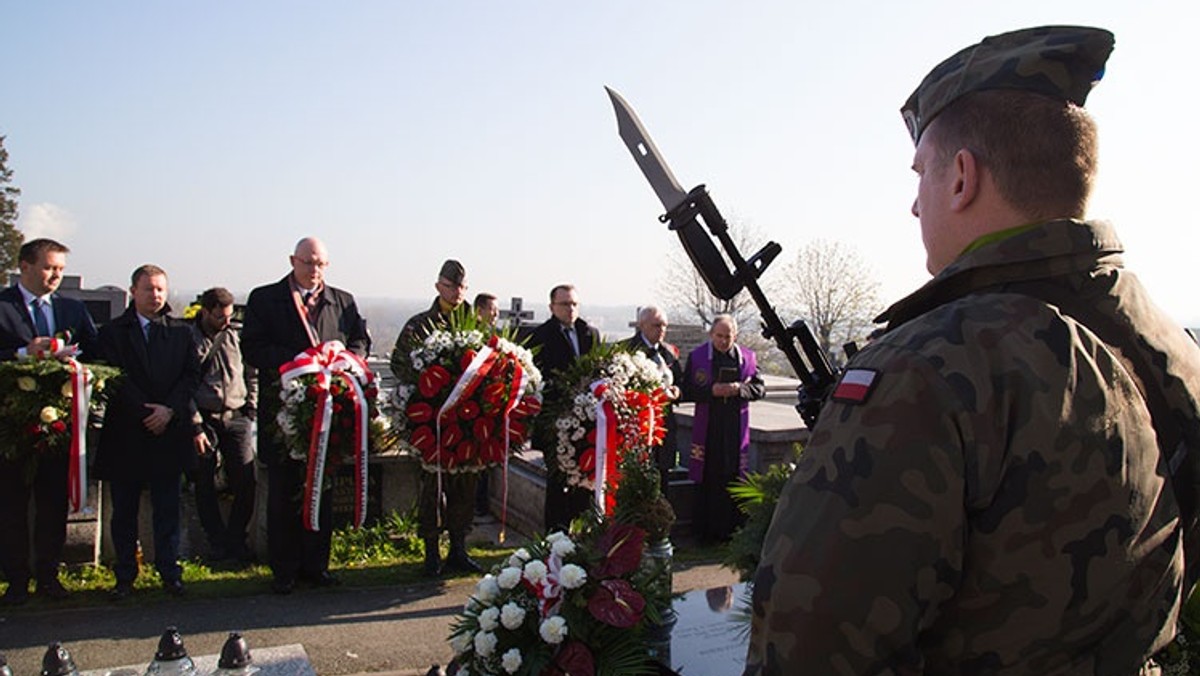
top-left (687, 342), bottom-right (756, 482)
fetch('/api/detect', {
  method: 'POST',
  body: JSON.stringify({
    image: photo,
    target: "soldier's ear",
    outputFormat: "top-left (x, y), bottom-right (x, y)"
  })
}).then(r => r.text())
top-left (949, 148), bottom-right (980, 212)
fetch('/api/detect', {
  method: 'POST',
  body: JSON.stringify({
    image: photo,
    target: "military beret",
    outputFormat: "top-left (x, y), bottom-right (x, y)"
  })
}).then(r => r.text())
top-left (901, 25), bottom-right (1114, 144)
top-left (439, 259), bottom-right (466, 285)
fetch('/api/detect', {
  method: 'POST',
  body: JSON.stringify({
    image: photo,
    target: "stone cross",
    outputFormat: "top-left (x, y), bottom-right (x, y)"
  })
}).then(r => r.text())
top-left (500, 297), bottom-right (535, 326)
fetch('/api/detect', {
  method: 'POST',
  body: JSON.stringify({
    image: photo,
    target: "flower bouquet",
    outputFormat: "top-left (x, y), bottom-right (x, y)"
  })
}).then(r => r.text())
top-left (448, 512), bottom-right (673, 676)
top-left (0, 338), bottom-right (120, 511)
top-left (543, 343), bottom-right (670, 515)
top-left (393, 312), bottom-right (542, 473)
top-left (276, 340), bottom-right (383, 531)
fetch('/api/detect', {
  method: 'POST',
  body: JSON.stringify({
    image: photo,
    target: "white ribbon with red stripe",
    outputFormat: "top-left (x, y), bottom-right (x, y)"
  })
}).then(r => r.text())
top-left (432, 339), bottom-right (501, 525)
top-left (279, 340), bottom-right (373, 531)
top-left (20, 343), bottom-right (90, 513)
top-left (590, 380), bottom-right (619, 514)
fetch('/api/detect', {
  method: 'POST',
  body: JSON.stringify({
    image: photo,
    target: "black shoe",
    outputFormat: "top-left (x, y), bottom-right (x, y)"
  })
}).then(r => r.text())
top-left (300, 571), bottom-right (340, 588)
top-left (444, 549), bottom-right (482, 574)
top-left (1, 583), bottom-right (29, 606)
top-left (163, 579), bottom-right (185, 597)
top-left (109, 581), bottom-right (134, 601)
top-left (36, 577), bottom-right (70, 600)
top-left (271, 578), bottom-right (294, 595)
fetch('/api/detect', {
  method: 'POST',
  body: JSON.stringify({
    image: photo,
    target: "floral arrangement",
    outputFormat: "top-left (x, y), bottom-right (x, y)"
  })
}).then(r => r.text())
top-left (449, 513), bottom-right (672, 676)
top-left (544, 344), bottom-right (670, 512)
top-left (393, 310), bottom-right (542, 473)
top-left (276, 341), bottom-right (383, 530)
top-left (0, 340), bottom-right (120, 508)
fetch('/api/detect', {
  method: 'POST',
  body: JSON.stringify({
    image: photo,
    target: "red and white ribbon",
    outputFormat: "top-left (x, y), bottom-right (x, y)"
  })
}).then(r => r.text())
top-left (432, 338), bottom-right (501, 526)
top-left (498, 355), bottom-right (528, 543)
top-left (590, 381), bottom-right (620, 516)
top-left (65, 358), bottom-right (90, 513)
top-left (279, 340), bottom-right (373, 531)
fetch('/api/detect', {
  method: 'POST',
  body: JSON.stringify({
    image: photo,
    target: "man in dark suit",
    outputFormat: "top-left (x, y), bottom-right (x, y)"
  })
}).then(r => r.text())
top-left (529, 284), bottom-right (600, 531)
top-left (0, 239), bottom-right (98, 605)
top-left (621, 306), bottom-right (683, 495)
top-left (94, 264), bottom-right (201, 599)
top-left (241, 237), bottom-right (369, 595)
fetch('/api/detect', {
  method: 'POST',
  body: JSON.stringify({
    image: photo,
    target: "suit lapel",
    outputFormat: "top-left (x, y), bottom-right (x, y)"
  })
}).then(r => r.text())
top-left (5, 286), bottom-right (36, 338)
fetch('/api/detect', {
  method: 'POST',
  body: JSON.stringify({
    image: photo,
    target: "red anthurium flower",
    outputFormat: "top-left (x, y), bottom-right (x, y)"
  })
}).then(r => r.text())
top-left (587, 579), bottom-right (646, 628)
top-left (455, 439), bottom-right (477, 463)
top-left (507, 418), bottom-right (527, 444)
top-left (409, 425), bottom-right (435, 453)
top-left (458, 400), bottom-right (480, 421)
top-left (481, 380), bottom-right (507, 407)
top-left (482, 437), bottom-right (505, 463)
top-left (513, 395), bottom-right (541, 417)
top-left (440, 406), bottom-right (459, 424)
top-left (441, 424), bottom-right (464, 449)
top-left (592, 523), bottom-right (646, 578)
top-left (418, 364), bottom-right (453, 398)
top-left (540, 641), bottom-right (595, 676)
top-left (578, 449), bottom-right (596, 474)
top-left (406, 401), bottom-right (434, 424)
top-left (473, 417), bottom-right (495, 443)
top-left (459, 349), bottom-right (477, 372)
top-left (586, 428), bottom-right (597, 445)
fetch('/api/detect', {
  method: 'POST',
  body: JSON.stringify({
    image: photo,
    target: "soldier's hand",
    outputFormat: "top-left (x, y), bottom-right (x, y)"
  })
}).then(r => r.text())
top-left (143, 403), bottom-right (174, 435)
top-left (193, 432), bottom-right (212, 456)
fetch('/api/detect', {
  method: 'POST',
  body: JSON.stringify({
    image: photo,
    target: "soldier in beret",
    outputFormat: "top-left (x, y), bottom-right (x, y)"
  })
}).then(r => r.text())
top-left (392, 259), bottom-right (482, 577)
top-left (747, 26), bottom-right (1200, 674)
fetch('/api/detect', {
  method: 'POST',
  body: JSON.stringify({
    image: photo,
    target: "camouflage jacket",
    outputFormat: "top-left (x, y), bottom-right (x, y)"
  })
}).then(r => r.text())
top-left (746, 219), bottom-right (1200, 675)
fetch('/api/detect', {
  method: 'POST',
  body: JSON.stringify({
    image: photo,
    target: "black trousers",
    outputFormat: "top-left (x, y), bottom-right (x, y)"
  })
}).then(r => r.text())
top-left (109, 474), bottom-right (183, 584)
top-left (543, 474), bottom-right (593, 533)
top-left (0, 453), bottom-right (69, 587)
top-left (267, 460), bottom-right (332, 583)
top-left (192, 412), bottom-right (256, 554)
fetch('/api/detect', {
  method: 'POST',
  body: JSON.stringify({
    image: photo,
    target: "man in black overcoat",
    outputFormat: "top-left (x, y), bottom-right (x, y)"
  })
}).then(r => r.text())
top-left (0, 239), bottom-right (98, 605)
top-left (94, 264), bottom-right (201, 599)
top-left (241, 236), bottom-right (369, 594)
top-left (529, 284), bottom-right (599, 531)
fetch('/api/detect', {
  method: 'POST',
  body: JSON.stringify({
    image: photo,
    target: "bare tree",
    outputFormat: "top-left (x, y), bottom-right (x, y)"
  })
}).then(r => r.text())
top-left (780, 239), bottom-right (882, 365)
top-left (656, 220), bottom-right (765, 330)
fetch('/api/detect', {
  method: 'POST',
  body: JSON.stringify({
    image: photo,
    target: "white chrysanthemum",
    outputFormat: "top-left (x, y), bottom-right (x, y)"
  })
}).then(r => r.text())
top-left (558, 563), bottom-right (587, 590)
top-left (523, 559), bottom-right (548, 585)
top-left (551, 537), bottom-right (575, 558)
top-left (539, 616), bottom-right (568, 644)
top-left (545, 531), bottom-right (566, 544)
top-left (449, 631), bottom-right (472, 656)
top-left (501, 648), bottom-right (523, 674)
top-left (475, 574), bottom-right (500, 605)
top-left (478, 606), bottom-right (500, 632)
top-left (509, 548), bottom-right (530, 564)
top-left (500, 602), bottom-right (526, 630)
top-left (497, 567), bottom-right (522, 590)
top-left (473, 631), bottom-right (497, 658)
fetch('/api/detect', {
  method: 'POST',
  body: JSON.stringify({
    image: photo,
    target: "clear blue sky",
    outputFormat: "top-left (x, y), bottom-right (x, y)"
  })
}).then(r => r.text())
top-left (4, 1), bottom-right (1197, 323)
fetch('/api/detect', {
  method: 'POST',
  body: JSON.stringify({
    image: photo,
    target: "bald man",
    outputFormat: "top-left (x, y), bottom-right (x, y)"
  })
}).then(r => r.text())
top-left (242, 236), bottom-right (370, 594)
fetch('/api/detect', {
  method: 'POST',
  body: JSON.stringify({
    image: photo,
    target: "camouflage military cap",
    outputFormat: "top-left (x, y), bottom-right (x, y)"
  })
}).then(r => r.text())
top-left (901, 25), bottom-right (1114, 144)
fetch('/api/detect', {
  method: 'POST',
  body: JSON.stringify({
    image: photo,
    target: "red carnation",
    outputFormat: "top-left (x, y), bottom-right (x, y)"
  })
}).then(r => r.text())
top-left (51, 420), bottom-right (67, 434)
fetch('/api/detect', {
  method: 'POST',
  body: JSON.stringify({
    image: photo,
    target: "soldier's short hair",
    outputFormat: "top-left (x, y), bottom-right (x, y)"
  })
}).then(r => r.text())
top-left (926, 89), bottom-right (1098, 220)
top-left (19, 238), bottom-right (69, 264)
top-left (199, 287), bottom-right (234, 310)
top-left (549, 284), bottom-right (575, 301)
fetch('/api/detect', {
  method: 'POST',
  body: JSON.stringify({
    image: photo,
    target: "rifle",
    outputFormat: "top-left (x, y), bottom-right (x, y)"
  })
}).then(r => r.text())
top-left (606, 87), bottom-right (842, 427)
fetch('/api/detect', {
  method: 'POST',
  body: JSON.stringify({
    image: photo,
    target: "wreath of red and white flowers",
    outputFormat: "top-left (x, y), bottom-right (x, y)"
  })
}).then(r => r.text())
top-left (551, 347), bottom-right (669, 515)
top-left (395, 329), bottom-right (543, 473)
top-left (276, 340), bottom-right (381, 531)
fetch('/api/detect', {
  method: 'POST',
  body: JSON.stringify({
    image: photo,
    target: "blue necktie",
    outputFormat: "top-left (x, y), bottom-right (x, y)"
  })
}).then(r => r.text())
top-left (32, 299), bottom-right (51, 337)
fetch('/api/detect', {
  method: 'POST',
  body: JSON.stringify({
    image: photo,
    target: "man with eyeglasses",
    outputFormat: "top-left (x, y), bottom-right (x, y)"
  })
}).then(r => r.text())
top-left (242, 236), bottom-right (369, 594)
top-left (530, 284), bottom-right (600, 531)
top-left (392, 259), bottom-right (484, 577)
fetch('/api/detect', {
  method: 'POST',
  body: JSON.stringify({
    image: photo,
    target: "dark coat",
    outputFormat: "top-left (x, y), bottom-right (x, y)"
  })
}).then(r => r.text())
top-left (529, 317), bottom-right (599, 382)
top-left (0, 285), bottom-right (99, 361)
top-left (94, 306), bottom-right (201, 481)
top-left (241, 275), bottom-right (370, 466)
top-left (621, 332), bottom-right (683, 386)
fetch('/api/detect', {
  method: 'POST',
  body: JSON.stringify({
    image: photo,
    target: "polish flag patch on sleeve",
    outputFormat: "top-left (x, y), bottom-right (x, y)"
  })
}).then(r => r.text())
top-left (832, 368), bottom-right (879, 404)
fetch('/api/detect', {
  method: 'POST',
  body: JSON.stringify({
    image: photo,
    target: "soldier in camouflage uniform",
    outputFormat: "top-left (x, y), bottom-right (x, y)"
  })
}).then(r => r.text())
top-left (391, 259), bottom-right (482, 577)
top-left (746, 26), bottom-right (1200, 675)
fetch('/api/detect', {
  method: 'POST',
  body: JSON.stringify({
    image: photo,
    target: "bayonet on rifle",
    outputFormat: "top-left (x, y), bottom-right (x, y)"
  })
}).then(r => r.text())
top-left (605, 86), bottom-right (839, 427)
